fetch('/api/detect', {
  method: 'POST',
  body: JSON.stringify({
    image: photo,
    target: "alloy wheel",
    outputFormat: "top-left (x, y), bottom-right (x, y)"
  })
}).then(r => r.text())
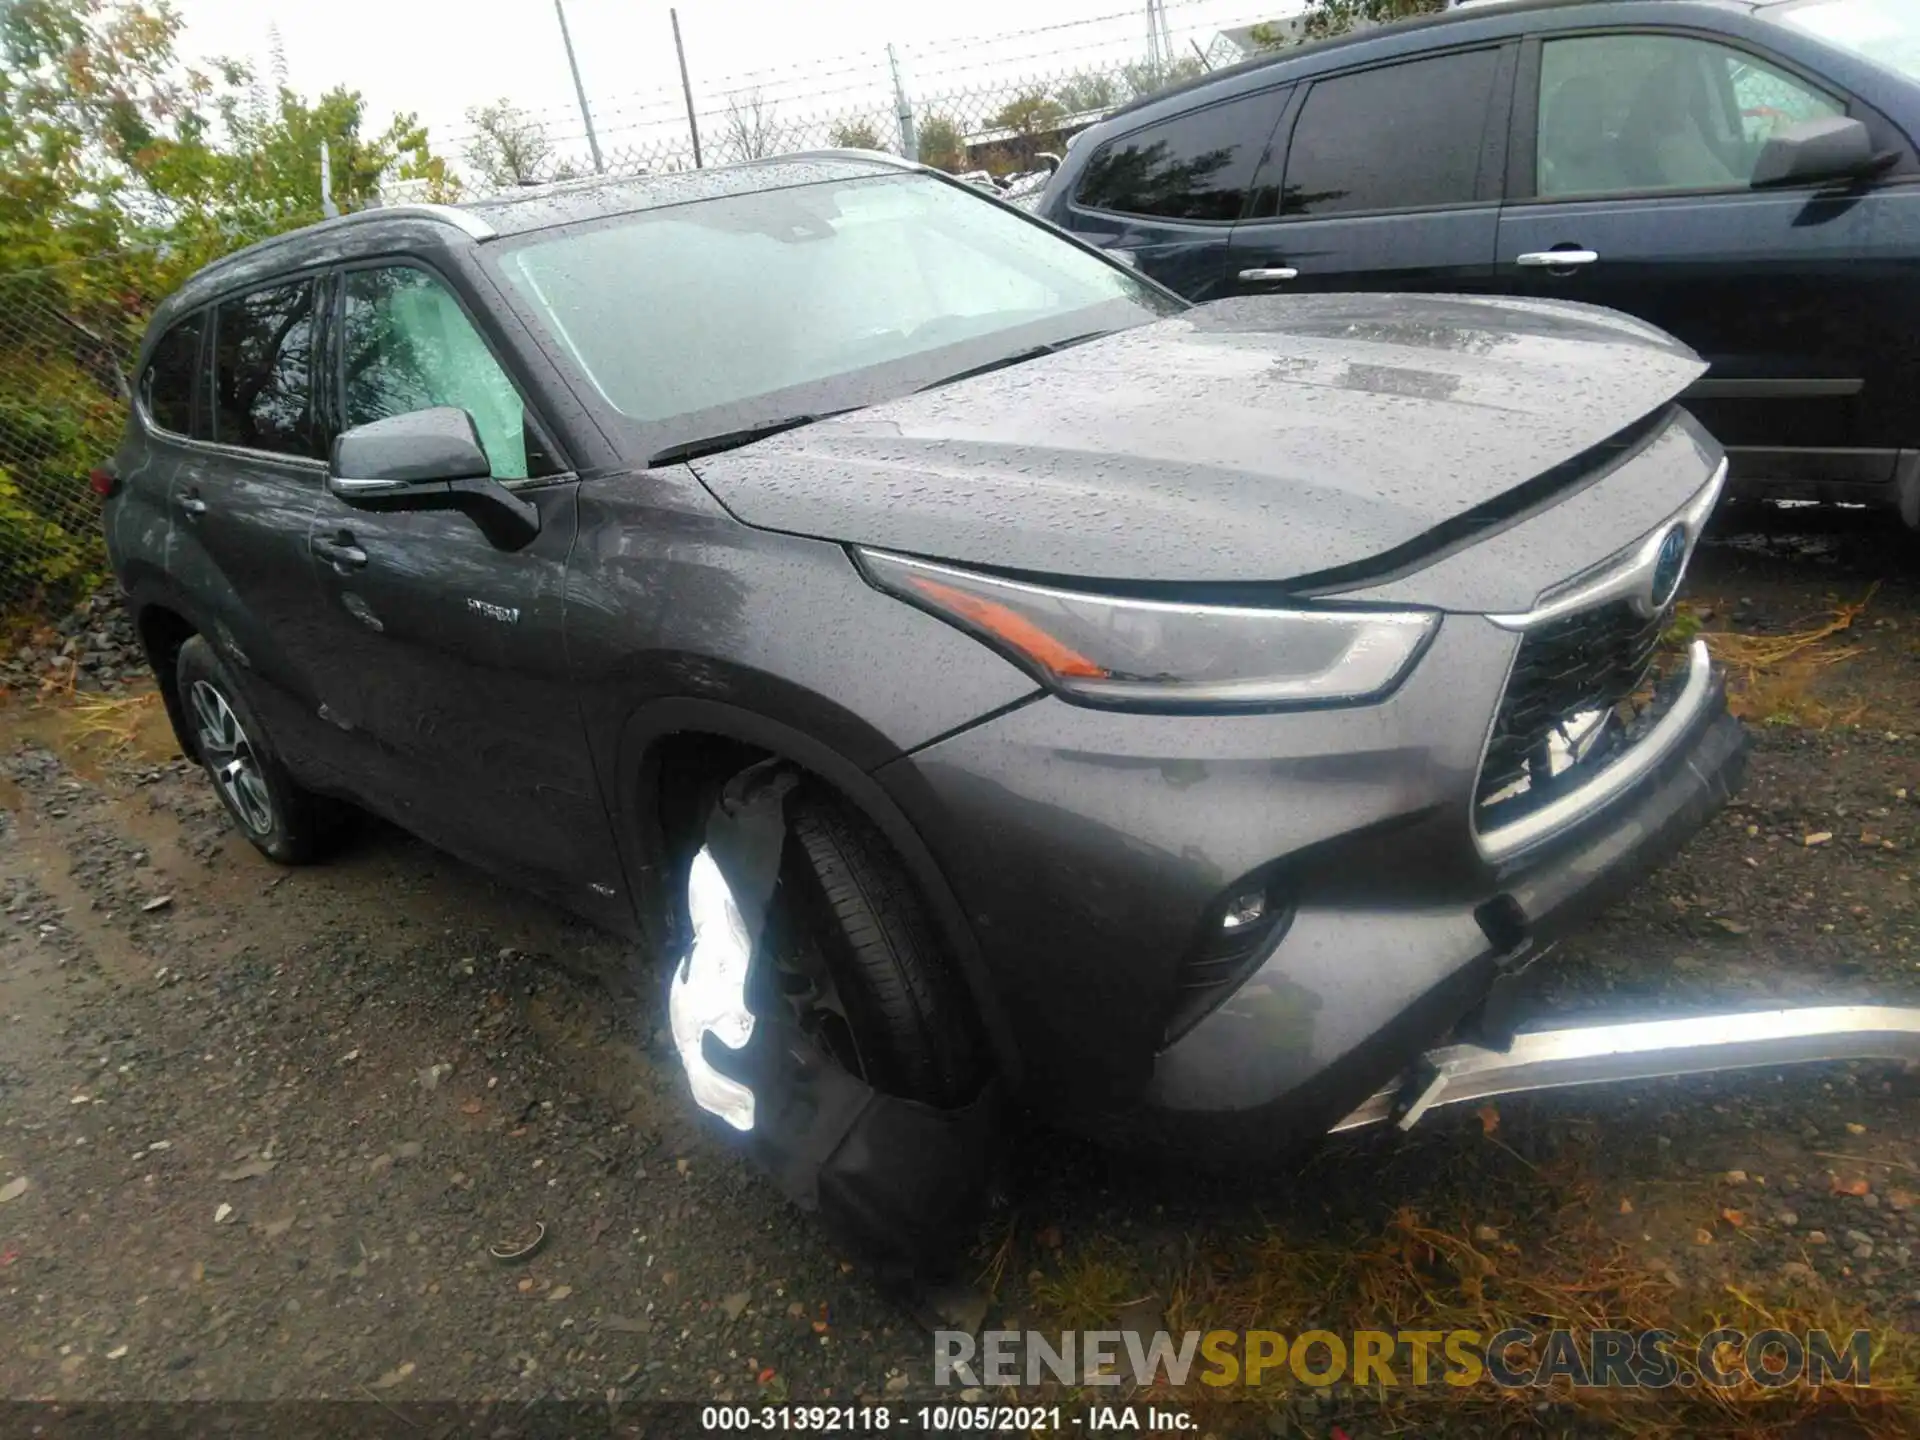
top-left (189, 679), bottom-right (275, 836)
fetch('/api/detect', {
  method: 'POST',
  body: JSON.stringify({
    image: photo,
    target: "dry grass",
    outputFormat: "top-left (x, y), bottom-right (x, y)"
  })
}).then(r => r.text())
top-left (63, 690), bottom-right (161, 752)
top-left (1009, 1156), bottom-right (1919, 1436)
top-left (1682, 585), bottom-right (1877, 729)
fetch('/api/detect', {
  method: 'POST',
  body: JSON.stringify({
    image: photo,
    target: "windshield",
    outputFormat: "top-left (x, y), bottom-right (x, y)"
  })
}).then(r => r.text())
top-left (1772, 0), bottom-right (1920, 84)
top-left (491, 172), bottom-right (1177, 458)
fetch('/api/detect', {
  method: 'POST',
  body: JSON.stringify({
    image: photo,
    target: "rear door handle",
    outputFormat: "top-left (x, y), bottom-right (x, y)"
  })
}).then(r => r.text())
top-left (310, 532), bottom-right (368, 573)
top-left (1238, 267), bottom-right (1300, 282)
top-left (1516, 249), bottom-right (1600, 268)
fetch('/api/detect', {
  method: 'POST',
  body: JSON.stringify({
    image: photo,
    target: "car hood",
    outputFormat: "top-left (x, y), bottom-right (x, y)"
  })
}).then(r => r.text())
top-left (690, 293), bottom-right (1707, 585)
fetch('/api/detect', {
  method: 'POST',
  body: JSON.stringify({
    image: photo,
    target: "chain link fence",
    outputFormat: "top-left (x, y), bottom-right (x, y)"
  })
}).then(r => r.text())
top-left (0, 263), bottom-right (145, 622)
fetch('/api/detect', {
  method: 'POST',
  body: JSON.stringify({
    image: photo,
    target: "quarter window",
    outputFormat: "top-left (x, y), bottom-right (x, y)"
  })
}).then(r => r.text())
top-left (140, 313), bottom-right (202, 437)
top-left (1074, 92), bottom-right (1281, 222)
top-left (340, 266), bottom-right (553, 481)
top-left (1535, 35), bottom-right (1844, 198)
top-left (1281, 49), bottom-right (1499, 216)
top-left (211, 281), bottom-right (317, 457)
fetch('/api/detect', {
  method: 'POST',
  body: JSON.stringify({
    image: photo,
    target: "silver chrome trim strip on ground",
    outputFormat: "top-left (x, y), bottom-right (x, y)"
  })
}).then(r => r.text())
top-left (1474, 638), bottom-right (1713, 863)
top-left (1489, 457), bottom-right (1728, 632)
top-left (1332, 1005), bottom-right (1920, 1133)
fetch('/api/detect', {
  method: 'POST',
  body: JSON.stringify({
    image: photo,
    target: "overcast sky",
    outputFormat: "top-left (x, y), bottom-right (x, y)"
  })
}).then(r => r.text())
top-left (171, 0), bottom-right (1300, 170)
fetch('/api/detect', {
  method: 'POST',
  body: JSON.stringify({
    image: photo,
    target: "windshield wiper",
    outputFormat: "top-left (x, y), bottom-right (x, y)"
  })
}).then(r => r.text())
top-left (915, 330), bottom-right (1113, 393)
top-left (650, 408), bottom-right (862, 467)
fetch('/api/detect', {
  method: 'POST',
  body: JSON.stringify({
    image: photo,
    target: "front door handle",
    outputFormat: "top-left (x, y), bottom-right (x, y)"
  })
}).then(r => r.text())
top-left (1517, 249), bottom-right (1600, 269)
top-left (310, 532), bottom-right (368, 573)
top-left (179, 493), bottom-right (208, 519)
top-left (1238, 267), bottom-right (1300, 282)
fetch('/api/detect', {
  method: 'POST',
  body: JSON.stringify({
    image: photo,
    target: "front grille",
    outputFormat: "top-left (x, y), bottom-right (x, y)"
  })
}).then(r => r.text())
top-left (1477, 598), bottom-right (1671, 808)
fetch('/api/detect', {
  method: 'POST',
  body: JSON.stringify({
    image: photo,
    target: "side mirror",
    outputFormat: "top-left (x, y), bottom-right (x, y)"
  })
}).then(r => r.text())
top-left (1035, 151), bottom-right (1063, 173)
top-left (1751, 115), bottom-right (1877, 188)
top-left (328, 407), bottom-right (540, 551)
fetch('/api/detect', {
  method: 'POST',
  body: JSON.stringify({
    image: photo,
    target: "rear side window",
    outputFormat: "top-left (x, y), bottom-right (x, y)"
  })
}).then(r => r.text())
top-left (1282, 49), bottom-right (1500, 216)
top-left (1073, 91), bottom-right (1281, 222)
top-left (140, 313), bottom-right (202, 437)
top-left (211, 280), bottom-right (318, 458)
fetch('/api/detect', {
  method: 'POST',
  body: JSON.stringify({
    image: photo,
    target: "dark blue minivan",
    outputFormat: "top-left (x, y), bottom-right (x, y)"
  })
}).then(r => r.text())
top-left (1036, 0), bottom-right (1920, 519)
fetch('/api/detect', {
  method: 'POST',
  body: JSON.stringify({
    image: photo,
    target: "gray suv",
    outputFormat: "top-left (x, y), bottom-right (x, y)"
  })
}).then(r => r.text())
top-left (103, 153), bottom-right (1746, 1264)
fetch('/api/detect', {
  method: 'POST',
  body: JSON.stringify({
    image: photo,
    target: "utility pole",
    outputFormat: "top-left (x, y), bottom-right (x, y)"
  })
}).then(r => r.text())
top-left (887, 44), bottom-right (916, 163)
top-left (554, 0), bottom-right (605, 173)
top-left (672, 9), bottom-right (703, 168)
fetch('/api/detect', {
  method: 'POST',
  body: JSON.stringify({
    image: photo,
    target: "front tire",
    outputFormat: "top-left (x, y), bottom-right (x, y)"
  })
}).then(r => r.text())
top-left (176, 635), bottom-right (333, 865)
top-left (773, 787), bottom-right (986, 1107)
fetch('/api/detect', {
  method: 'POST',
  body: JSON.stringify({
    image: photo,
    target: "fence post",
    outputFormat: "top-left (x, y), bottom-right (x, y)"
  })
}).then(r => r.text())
top-left (888, 44), bottom-right (917, 162)
top-left (672, 9), bottom-right (703, 168)
top-left (554, 0), bottom-right (606, 173)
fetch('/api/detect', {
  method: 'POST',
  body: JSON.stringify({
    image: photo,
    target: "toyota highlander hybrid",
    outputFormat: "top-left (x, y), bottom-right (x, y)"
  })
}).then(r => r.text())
top-left (103, 153), bottom-right (1747, 1265)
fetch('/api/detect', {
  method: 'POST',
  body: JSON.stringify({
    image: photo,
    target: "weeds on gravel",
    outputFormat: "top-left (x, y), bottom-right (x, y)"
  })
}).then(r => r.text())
top-left (65, 690), bottom-right (159, 750)
top-left (1684, 585), bottom-right (1877, 728)
top-left (1011, 1162), bottom-right (1917, 1437)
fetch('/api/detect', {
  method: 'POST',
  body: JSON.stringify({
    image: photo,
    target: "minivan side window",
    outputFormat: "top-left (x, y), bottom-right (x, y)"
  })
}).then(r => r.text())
top-left (140, 312), bottom-right (203, 438)
top-left (340, 265), bottom-right (554, 481)
top-left (211, 281), bottom-right (318, 458)
top-left (1074, 91), bottom-right (1280, 223)
top-left (1535, 35), bottom-right (1844, 198)
top-left (1281, 49), bottom-right (1500, 217)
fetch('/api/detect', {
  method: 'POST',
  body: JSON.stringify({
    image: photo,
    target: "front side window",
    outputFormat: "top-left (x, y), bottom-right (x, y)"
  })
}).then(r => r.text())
top-left (340, 266), bottom-right (550, 482)
top-left (140, 312), bottom-right (202, 437)
top-left (1536, 34), bottom-right (1844, 198)
top-left (492, 172), bottom-right (1175, 454)
top-left (211, 281), bottom-right (316, 457)
top-left (1073, 91), bottom-right (1281, 222)
top-left (1282, 49), bottom-right (1499, 216)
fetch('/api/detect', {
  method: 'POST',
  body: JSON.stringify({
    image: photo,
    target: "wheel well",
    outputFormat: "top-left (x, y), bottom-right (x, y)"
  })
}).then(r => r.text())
top-left (636, 727), bottom-right (1017, 1084)
top-left (136, 604), bottom-right (198, 756)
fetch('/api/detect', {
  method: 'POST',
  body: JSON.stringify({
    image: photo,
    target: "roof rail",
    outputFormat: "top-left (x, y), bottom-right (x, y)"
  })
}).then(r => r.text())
top-left (190, 203), bottom-right (496, 286)
top-left (779, 148), bottom-right (923, 171)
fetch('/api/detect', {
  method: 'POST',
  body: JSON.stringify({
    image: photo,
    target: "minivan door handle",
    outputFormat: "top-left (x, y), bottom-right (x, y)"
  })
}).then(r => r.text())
top-left (310, 532), bottom-right (368, 573)
top-left (1516, 249), bottom-right (1600, 269)
top-left (1238, 267), bottom-right (1300, 282)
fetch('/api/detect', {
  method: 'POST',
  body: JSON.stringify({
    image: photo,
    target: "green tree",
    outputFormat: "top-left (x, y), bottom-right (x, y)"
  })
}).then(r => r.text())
top-left (463, 98), bottom-right (563, 189)
top-left (1056, 72), bottom-right (1119, 116)
top-left (989, 89), bottom-right (1066, 139)
top-left (1120, 55), bottom-right (1206, 101)
top-left (827, 117), bottom-right (884, 151)
top-left (1291, 0), bottom-right (1446, 42)
top-left (0, 0), bottom-right (456, 608)
top-left (915, 113), bottom-right (966, 172)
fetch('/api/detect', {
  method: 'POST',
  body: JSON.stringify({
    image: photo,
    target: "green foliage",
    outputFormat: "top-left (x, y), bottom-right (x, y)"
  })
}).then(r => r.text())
top-left (1055, 72), bottom-right (1120, 116)
top-left (990, 90), bottom-right (1066, 138)
top-left (1296, 0), bottom-right (1448, 40)
top-left (463, 98), bottom-right (559, 189)
top-left (1119, 55), bottom-right (1207, 101)
top-left (827, 117), bottom-right (884, 152)
top-left (916, 113), bottom-right (967, 172)
top-left (0, 0), bottom-right (457, 612)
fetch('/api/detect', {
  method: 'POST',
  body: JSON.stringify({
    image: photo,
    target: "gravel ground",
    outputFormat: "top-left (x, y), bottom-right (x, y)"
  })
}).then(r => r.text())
top-left (1, 509), bottom-right (1918, 1432)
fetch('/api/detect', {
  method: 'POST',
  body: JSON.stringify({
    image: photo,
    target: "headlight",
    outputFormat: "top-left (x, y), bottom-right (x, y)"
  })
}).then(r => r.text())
top-left (857, 550), bottom-right (1437, 711)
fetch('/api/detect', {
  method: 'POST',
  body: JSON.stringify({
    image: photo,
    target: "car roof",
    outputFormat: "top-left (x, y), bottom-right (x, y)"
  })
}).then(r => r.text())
top-left (154, 151), bottom-right (913, 333)
top-left (1100, 0), bottom-right (1761, 124)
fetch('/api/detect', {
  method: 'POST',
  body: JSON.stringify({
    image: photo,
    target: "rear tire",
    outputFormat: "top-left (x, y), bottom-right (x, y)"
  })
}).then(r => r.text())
top-left (176, 635), bottom-right (336, 865)
top-left (776, 786), bottom-right (986, 1108)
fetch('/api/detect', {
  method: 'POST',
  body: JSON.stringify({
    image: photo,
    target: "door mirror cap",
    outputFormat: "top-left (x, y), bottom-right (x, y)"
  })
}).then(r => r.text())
top-left (328, 407), bottom-right (540, 551)
top-left (1750, 115), bottom-right (1878, 188)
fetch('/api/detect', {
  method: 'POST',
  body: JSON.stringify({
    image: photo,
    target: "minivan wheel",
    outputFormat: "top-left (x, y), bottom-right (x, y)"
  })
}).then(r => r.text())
top-left (176, 636), bottom-right (333, 865)
top-left (767, 788), bottom-right (986, 1108)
